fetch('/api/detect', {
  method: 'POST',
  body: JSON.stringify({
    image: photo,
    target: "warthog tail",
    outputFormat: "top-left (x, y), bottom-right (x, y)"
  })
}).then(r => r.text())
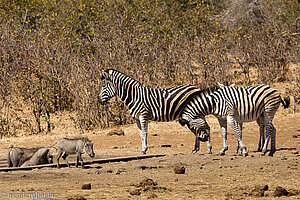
top-left (47, 142), bottom-right (58, 150)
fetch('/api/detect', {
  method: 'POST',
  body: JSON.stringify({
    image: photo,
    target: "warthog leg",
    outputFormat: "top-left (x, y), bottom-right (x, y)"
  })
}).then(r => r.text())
top-left (76, 153), bottom-right (84, 168)
top-left (62, 153), bottom-right (70, 167)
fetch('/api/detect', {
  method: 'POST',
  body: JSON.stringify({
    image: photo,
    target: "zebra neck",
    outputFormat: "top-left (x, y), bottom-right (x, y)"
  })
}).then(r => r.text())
top-left (115, 80), bottom-right (140, 106)
top-left (204, 92), bottom-right (216, 115)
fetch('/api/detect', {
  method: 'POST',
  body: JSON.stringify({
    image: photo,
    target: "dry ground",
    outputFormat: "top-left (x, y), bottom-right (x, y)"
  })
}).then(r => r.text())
top-left (0, 109), bottom-right (299, 200)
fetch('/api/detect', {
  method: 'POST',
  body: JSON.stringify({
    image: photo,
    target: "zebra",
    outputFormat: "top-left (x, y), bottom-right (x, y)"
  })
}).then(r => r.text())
top-left (99, 69), bottom-right (211, 154)
top-left (179, 84), bottom-right (290, 156)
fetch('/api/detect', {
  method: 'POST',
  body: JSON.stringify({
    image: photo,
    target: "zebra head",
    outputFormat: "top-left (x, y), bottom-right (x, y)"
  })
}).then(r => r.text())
top-left (99, 70), bottom-right (117, 105)
top-left (191, 118), bottom-right (210, 142)
top-left (179, 117), bottom-right (210, 142)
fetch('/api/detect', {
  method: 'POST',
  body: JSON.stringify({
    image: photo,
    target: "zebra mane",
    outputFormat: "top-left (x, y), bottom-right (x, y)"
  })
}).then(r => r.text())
top-left (102, 68), bottom-right (142, 86)
top-left (198, 85), bottom-right (219, 95)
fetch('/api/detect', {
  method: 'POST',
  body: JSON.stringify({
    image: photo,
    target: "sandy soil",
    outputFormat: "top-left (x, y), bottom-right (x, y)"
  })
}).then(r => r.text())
top-left (0, 109), bottom-right (299, 200)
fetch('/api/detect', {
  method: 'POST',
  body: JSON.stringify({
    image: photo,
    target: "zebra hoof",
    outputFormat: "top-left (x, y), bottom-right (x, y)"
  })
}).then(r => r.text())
top-left (191, 151), bottom-right (197, 155)
top-left (218, 152), bottom-right (225, 156)
top-left (242, 153), bottom-right (248, 157)
top-left (268, 152), bottom-right (274, 157)
top-left (141, 151), bottom-right (146, 155)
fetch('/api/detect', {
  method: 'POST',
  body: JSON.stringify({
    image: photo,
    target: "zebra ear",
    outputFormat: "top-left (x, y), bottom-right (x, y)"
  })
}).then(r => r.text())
top-left (230, 83), bottom-right (235, 87)
top-left (101, 69), bottom-right (109, 80)
top-left (217, 82), bottom-right (224, 88)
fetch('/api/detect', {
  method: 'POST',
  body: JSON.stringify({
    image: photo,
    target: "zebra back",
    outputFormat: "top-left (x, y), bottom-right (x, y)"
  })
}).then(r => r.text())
top-left (212, 85), bottom-right (282, 121)
top-left (101, 69), bottom-right (202, 121)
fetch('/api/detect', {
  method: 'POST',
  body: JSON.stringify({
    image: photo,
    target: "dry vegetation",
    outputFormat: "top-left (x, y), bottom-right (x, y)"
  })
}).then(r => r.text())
top-left (0, 0), bottom-right (299, 137)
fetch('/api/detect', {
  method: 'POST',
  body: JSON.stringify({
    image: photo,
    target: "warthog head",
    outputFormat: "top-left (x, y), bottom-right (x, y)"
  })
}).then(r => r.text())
top-left (83, 139), bottom-right (95, 158)
top-left (99, 70), bottom-right (116, 105)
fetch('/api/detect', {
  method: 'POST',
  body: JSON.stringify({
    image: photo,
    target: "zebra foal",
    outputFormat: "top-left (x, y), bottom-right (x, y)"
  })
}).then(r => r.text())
top-left (179, 84), bottom-right (289, 156)
top-left (99, 69), bottom-right (211, 154)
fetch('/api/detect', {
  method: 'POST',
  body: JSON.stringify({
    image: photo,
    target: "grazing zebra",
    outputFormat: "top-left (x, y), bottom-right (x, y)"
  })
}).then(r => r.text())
top-left (179, 84), bottom-right (290, 156)
top-left (99, 69), bottom-right (211, 154)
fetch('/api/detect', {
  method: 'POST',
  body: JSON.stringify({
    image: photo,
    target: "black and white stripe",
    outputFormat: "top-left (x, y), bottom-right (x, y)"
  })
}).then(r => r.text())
top-left (99, 69), bottom-right (208, 154)
top-left (180, 84), bottom-right (290, 156)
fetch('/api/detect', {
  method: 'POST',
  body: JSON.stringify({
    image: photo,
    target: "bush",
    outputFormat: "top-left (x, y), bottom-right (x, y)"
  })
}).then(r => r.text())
top-left (0, 0), bottom-right (298, 134)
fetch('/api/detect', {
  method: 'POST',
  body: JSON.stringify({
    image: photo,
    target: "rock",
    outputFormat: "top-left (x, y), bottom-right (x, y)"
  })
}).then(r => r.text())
top-left (249, 185), bottom-right (268, 197)
top-left (107, 129), bottom-right (124, 136)
top-left (274, 186), bottom-right (289, 197)
top-left (161, 144), bottom-right (172, 147)
top-left (173, 164), bottom-right (185, 174)
top-left (262, 185), bottom-right (269, 191)
top-left (147, 193), bottom-right (158, 199)
top-left (81, 183), bottom-right (91, 190)
top-left (138, 178), bottom-right (157, 187)
top-left (129, 189), bottom-right (141, 196)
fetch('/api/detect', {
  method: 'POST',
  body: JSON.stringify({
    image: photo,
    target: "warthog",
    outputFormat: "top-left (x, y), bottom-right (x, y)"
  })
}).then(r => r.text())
top-left (20, 148), bottom-right (53, 167)
top-left (7, 147), bottom-right (39, 167)
top-left (7, 147), bottom-right (52, 167)
top-left (56, 137), bottom-right (95, 168)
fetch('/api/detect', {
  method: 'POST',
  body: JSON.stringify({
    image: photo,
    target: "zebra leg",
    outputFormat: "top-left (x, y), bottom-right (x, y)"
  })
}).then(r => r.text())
top-left (227, 116), bottom-right (248, 156)
top-left (234, 124), bottom-right (243, 155)
top-left (136, 117), bottom-right (148, 155)
top-left (238, 123), bottom-right (243, 155)
top-left (206, 128), bottom-right (212, 154)
top-left (269, 124), bottom-right (276, 156)
top-left (262, 123), bottom-right (276, 156)
top-left (256, 115), bottom-right (265, 152)
top-left (218, 118), bottom-right (228, 156)
top-left (191, 132), bottom-right (200, 154)
top-left (261, 117), bottom-right (276, 156)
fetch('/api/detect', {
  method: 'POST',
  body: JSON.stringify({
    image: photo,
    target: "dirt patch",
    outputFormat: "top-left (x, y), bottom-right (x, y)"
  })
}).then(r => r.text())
top-left (0, 111), bottom-right (299, 199)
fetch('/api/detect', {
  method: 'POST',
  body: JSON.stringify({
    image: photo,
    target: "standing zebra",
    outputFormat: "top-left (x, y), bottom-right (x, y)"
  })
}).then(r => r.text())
top-left (179, 84), bottom-right (290, 156)
top-left (99, 69), bottom-right (211, 154)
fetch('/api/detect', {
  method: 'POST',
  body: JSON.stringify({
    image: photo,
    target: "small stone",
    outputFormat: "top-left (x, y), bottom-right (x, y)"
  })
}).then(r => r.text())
top-left (262, 185), bottom-right (269, 191)
top-left (274, 186), bottom-right (289, 197)
top-left (292, 151), bottom-right (299, 155)
top-left (147, 193), bottom-right (158, 199)
top-left (129, 189), bottom-right (141, 196)
top-left (161, 144), bottom-right (172, 147)
top-left (139, 166), bottom-right (148, 170)
top-left (174, 164), bottom-right (185, 174)
top-left (81, 183), bottom-right (91, 190)
top-left (107, 129), bottom-right (125, 136)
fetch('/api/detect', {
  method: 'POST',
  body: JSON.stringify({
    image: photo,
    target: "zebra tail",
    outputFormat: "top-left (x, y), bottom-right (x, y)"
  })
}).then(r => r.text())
top-left (281, 96), bottom-right (290, 109)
